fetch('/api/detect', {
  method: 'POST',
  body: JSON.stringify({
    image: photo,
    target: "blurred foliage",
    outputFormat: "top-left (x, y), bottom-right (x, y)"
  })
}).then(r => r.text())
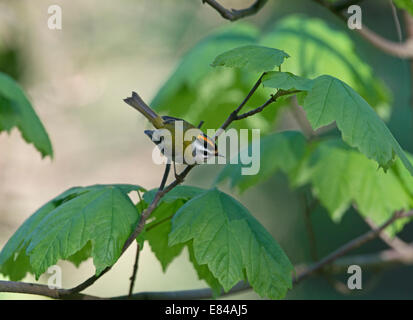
top-left (394, 0), bottom-right (413, 16)
top-left (216, 129), bottom-right (413, 236)
top-left (152, 15), bottom-right (392, 135)
top-left (260, 16), bottom-right (392, 118)
top-left (216, 131), bottom-right (307, 192)
top-left (0, 72), bottom-right (53, 158)
top-left (0, 44), bottom-right (21, 81)
top-left (168, 188), bottom-right (293, 299)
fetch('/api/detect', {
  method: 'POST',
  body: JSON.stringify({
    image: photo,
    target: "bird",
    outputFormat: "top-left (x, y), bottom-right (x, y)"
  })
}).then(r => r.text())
top-left (123, 91), bottom-right (220, 179)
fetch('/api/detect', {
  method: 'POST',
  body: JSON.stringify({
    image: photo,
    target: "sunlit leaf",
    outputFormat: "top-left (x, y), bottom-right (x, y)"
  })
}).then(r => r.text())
top-left (298, 140), bottom-right (413, 235)
top-left (303, 75), bottom-right (413, 175)
top-left (262, 71), bottom-right (314, 91)
top-left (211, 45), bottom-right (289, 73)
top-left (169, 188), bottom-right (293, 299)
top-left (0, 184), bottom-right (144, 280)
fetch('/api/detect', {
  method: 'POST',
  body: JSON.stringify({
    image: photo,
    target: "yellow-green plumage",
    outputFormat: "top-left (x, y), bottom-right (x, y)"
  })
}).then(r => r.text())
top-left (124, 91), bottom-right (211, 163)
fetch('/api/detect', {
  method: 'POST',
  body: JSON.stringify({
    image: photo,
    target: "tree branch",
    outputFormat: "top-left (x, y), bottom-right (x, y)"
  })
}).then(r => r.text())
top-left (128, 243), bottom-right (141, 297)
top-left (364, 216), bottom-right (413, 255)
top-left (0, 280), bottom-right (102, 300)
top-left (201, 0), bottom-right (413, 58)
top-left (230, 90), bottom-right (301, 121)
top-left (2, 209), bottom-right (412, 299)
top-left (313, 0), bottom-right (413, 58)
top-left (217, 73), bottom-right (265, 133)
top-left (293, 210), bottom-right (413, 283)
top-left (201, 0), bottom-right (268, 21)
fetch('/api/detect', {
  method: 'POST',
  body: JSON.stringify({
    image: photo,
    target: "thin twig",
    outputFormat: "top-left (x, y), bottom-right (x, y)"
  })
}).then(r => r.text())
top-left (364, 216), bottom-right (413, 255)
top-left (202, 0), bottom-right (413, 58)
top-left (202, 0), bottom-right (268, 21)
top-left (290, 96), bottom-right (316, 139)
top-left (236, 90), bottom-right (301, 120)
top-left (217, 73), bottom-right (265, 133)
top-left (2, 209), bottom-right (412, 299)
top-left (128, 244), bottom-right (141, 297)
top-left (313, 0), bottom-right (413, 58)
top-left (390, 0), bottom-right (403, 43)
top-left (159, 163), bottom-right (171, 191)
top-left (293, 210), bottom-right (413, 283)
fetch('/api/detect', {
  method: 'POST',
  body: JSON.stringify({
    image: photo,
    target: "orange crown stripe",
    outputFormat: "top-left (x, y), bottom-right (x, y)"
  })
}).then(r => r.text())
top-left (197, 134), bottom-right (215, 148)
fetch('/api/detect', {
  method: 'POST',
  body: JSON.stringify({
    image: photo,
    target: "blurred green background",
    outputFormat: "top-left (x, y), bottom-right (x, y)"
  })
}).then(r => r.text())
top-left (0, 0), bottom-right (412, 299)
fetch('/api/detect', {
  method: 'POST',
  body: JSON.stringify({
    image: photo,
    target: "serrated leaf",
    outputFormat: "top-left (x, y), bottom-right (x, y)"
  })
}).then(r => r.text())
top-left (216, 131), bottom-right (307, 192)
top-left (66, 241), bottom-right (92, 267)
top-left (262, 71), bottom-right (314, 91)
top-left (0, 184), bottom-right (144, 280)
top-left (169, 188), bottom-right (293, 299)
top-left (0, 72), bottom-right (53, 158)
top-left (211, 45), bottom-right (289, 73)
top-left (187, 242), bottom-right (222, 298)
top-left (139, 186), bottom-right (223, 292)
top-left (303, 75), bottom-right (413, 176)
top-left (143, 185), bottom-right (205, 206)
top-left (150, 24), bottom-right (282, 132)
top-left (299, 140), bottom-right (413, 235)
top-left (140, 186), bottom-right (206, 271)
top-left (145, 200), bottom-right (186, 272)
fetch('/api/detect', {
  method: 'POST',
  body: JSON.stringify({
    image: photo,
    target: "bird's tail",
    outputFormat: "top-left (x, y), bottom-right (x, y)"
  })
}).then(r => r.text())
top-left (123, 92), bottom-right (163, 129)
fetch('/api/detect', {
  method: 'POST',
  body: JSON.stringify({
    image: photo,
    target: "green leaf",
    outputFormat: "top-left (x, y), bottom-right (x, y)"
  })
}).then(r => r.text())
top-left (303, 75), bottom-right (413, 175)
top-left (139, 185), bottom-right (224, 293)
top-left (394, 153), bottom-right (413, 196)
top-left (169, 188), bottom-right (293, 299)
top-left (141, 186), bottom-right (224, 293)
top-left (299, 140), bottom-right (413, 235)
top-left (141, 186), bottom-right (206, 271)
top-left (216, 131), bottom-right (307, 192)
top-left (66, 241), bottom-right (92, 267)
top-left (393, 0), bottom-right (413, 16)
top-left (262, 71), bottom-right (314, 91)
top-left (261, 15), bottom-right (391, 113)
top-left (145, 200), bottom-right (186, 272)
top-left (143, 185), bottom-right (205, 205)
top-left (211, 45), bottom-right (289, 73)
top-left (187, 242), bottom-right (222, 298)
top-left (0, 72), bottom-right (53, 158)
top-left (0, 184), bottom-right (144, 280)
top-left (150, 24), bottom-right (280, 131)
